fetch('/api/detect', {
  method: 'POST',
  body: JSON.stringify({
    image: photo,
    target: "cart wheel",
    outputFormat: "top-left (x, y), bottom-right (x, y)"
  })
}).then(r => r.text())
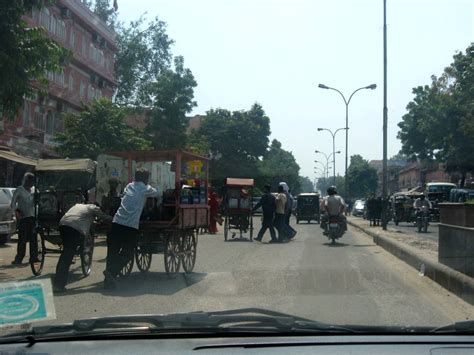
top-left (224, 216), bottom-right (229, 241)
top-left (30, 230), bottom-right (46, 276)
top-left (182, 231), bottom-right (197, 273)
top-left (164, 235), bottom-right (181, 275)
top-left (119, 249), bottom-right (134, 278)
top-left (249, 215), bottom-right (253, 242)
top-left (80, 233), bottom-right (94, 277)
top-left (135, 245), bottom-right (152, 273)
top-left (296, 219), bottom-right (299, 224)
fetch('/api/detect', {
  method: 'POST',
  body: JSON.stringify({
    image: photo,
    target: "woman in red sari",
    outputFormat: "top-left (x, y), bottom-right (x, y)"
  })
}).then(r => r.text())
top-left (209, 192), bottom-right (219, 234)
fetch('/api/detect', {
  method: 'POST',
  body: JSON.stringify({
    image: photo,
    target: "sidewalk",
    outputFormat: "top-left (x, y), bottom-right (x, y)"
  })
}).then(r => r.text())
top-left (348, 216), bottom-right (474, 305)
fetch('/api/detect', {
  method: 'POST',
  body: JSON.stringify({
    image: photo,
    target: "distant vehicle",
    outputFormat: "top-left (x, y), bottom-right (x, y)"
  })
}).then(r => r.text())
top-left (352, 199), bottom-right (366, 217)
top-left (0, 189), bottom-right (16, 244)
top-left (251, 196), bottom-right (262, 214)
top-left (1, 187), bottom-right (16, 200)
top-left (425, 182), bottom-right (456, 202)
top-left (295, 193), bottom-right (320, 224)
top-left (449, 188), bottom-right (474, 202)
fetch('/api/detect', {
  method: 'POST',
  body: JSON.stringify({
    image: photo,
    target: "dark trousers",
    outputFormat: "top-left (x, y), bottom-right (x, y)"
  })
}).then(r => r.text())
top-left (14, 217), bottom-right (37, 262)
top-left (256, 214), bottom-right (276, 241)
top-left (274, 213), bottom-right (287, 241)
top-left (105, 223), bottom-right (138, 278)
top-left (285, 212), bottom-right (291, 226)
top-left (54, 226), bottom-right (83, 288)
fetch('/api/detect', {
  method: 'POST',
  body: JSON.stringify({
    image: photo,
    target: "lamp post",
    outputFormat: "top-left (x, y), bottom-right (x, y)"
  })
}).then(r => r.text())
top-left (317, 128), bottom-right (347, 185)
top-left (317, 83), bottom-right (376, 197)
top-left (382, 0), bottom-right (388, 230)
top-left (314, 161), bottom-right (331, 179)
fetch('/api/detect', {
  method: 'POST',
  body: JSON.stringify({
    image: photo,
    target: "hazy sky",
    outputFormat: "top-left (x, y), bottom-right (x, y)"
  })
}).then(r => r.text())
top-left (115, 0), bottom-right (473, 180)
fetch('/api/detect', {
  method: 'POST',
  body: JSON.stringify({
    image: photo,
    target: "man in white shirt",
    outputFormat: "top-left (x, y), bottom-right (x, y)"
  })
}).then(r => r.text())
top-left (320, 186), bottom-right (347, 234)
top-left (104, 168), bottom-right (159, 289)
top-left (53, 203), bottom-right (112, 292)
top-left (11, 173), bottom-right (37, 265)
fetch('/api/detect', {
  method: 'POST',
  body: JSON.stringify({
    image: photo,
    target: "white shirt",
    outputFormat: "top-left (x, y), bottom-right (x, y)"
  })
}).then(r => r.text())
top-left (10, 185), bottom-right (36, 219)
top-left (113, 182), bottom-right (160, 230)
top-left (324, 195), bottom-right (345, 215)
top-left (413, 198), bottom-right (432, 209)
top-left (60, 204), bottom-right (111, 237)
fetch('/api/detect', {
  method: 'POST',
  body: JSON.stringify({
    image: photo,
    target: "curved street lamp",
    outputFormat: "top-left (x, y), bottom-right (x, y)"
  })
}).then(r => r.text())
top-left (317, 128), bottom-right (347, 185)
top-left (317, 83), bottom-right (376, 196)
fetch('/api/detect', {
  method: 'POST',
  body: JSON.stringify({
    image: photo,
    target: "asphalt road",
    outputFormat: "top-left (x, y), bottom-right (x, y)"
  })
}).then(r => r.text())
top-left (1, 218), bottom-right (472, 328)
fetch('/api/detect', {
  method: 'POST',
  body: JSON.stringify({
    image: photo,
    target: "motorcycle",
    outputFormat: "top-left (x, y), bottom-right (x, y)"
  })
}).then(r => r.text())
top-left (415, 206), bottom-right (429, 233)
top-left (325, 214), bottom-right (344, 244)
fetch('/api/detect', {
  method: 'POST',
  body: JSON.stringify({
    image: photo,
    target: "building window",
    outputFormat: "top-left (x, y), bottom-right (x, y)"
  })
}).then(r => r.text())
top-left (49, 15), bottom-right (57, 35)
top-left (46, 111), bottom-right (54, 135)
top-left (69, 29), bottom-right (76, 48)
top-left (81, 35), bottom-right (87, 57)
top-left (80, 80), bottom-right (85, 98)
top-left (88, 85), bottom-right (95, 101)
top-left (68, 73), bottom-right (74, 91)
top-left (54, 112), bottom-right (63, 133)
top-left (39, 8), bottom-right (50, 29)
top-left (34, 108), bottom-right (45, 131)
top-left (22, 101), bottom-right (31, 127)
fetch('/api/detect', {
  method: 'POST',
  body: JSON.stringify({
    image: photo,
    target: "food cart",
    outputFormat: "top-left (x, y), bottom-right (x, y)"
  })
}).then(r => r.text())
top-left (222, 178), bottom-right (254, 241)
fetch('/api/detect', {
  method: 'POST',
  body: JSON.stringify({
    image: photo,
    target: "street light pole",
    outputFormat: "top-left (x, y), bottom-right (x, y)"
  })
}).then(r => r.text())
top-left (317, 128), bottom-right (346, 186)
top-left (382, 0), bottom-right (389, 230)
top-left (317, 83), bottom-right (376, 198)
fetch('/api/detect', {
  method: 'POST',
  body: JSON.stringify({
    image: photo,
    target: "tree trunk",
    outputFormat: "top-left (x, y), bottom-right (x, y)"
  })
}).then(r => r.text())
top-left (460, 171), bottom-right (466, 188)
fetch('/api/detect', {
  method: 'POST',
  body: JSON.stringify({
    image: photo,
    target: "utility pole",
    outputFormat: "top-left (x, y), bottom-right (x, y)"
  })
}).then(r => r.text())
top-left (382, 0), bottom-right (389, 230)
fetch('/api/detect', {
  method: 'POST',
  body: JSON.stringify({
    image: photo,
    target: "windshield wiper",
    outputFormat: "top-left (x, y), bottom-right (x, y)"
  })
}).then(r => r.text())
top-left (21, 308), bottom-right (357, 339)
top-left (430, 320), bottom-right (474, 334)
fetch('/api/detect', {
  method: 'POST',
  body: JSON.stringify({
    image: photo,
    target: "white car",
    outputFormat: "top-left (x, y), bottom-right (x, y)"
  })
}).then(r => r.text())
top-left (0, 188), bottom-right (16, 244)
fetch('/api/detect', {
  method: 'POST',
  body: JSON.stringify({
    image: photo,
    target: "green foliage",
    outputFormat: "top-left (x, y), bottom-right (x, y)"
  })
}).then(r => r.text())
top-left (54, 99), bottom-right (151, 159)
top-left (114, 16), bottom-right (175, 107)
top-left (398, 43), bottom-right (474, 182)
top-left (316, 176), bottom-right (345, 197)
top-left (146, 56), bottom-right (197, 149)
top-left (0, 0), bottom-right (70, 119)
top-left (297, 176), bottom-right (314, 194)
top-left (93, 0), bottom-right (117, 28)
top-left (346, 155), bottom-right (378, 198)
top-left (258, 139), bottom-right (301, 193)
top-left (196, 104), bottom-right (271, 184)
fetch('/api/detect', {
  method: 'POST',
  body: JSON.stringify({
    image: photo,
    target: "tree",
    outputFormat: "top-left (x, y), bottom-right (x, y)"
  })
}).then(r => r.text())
top-left (54, 99), bottom-right (150, 159)
top-left (93, 0), bottom-right (117, 28)
top-left (316, 176), bottom-right (345, 197)
top-left (258, 139), bottom-right (301, 193)
top-left (196, 104), bottom-right (272, 185)
top-left (297, 176), bottom-right (314, 194)
top-left (114, 16), bottom-right (174, 107)
top-left (0, 0), bottom-right (70, 119)
top-left (398, 43), bottom-right (474, 186)
top-left (346, 155), bottom-right (378, 198)
top-left (146, 56), bottom-right (197, 149)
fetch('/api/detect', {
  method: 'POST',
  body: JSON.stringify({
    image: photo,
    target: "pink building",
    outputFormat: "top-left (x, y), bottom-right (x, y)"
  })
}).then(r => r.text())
top-left (0, 0), bottom-right (117, 158)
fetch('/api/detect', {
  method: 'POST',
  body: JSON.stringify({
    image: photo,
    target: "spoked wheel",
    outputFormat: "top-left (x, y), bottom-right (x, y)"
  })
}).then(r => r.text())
top-left (80, 233), bottom-right (94, 277)
top-left (135, 245), bottom-right (152, 273)
top-left (181, 231), bottom-right (197, 273)
top-left (119, 248), bottom-right (134, 278)
top-left (164, 234), bottom-right (181, 275)
top-left (224, 216), bottom-right (229, 241)
top-left (30, 230), bottom-right (46, 276)
top-left (249, 215), bottom-right (253, 242)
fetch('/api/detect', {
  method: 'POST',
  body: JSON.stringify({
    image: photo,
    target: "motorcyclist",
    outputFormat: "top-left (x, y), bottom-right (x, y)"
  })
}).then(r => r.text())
top-left (413, 194), bottom-right (432, 210)
top-left (320, 186), bottom-right (347, 235)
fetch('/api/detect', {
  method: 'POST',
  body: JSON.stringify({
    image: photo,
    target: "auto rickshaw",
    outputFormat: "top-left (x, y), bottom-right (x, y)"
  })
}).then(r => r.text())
top-left (296, 193), bottom-right (320, 224)
top-left (391, 192), bottom-right (420, 225)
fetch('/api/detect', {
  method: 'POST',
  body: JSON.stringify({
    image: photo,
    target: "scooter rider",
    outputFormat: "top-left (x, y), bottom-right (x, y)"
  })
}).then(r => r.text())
top-left (320, 186), bottom-right (347, 234)
top-left (413, 194), bottom-right (432, 209)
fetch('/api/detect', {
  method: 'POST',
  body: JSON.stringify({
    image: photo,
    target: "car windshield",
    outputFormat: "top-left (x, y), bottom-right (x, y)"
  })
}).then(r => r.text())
top-left (1, 0), bottom-right (474, 340)
top-left (0, 190), bottom-right (9, 204)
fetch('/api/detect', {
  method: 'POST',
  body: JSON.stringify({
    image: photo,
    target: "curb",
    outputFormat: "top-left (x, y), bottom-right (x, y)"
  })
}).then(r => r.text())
top-left (348, 220), bottom-right (474, 305)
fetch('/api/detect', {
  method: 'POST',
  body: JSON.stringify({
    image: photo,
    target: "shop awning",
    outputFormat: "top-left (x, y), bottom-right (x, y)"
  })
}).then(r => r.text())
top-left (0, 149), bottom-right (38, 166)
top-left (36, 158), bottom-right (97, 173)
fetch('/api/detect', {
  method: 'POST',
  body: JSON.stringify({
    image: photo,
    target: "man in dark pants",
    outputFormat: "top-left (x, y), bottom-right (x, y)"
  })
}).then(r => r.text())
top-left (104, 168), bottom-right (159, 289)
top-left (53, 203), bottom-right (112, 292)
top-left (253, 184), bottom-right (277, 243)
top-left (11, 173), bottom-right (37, 265)
top-left (274, 185), bottom-right (288, 243)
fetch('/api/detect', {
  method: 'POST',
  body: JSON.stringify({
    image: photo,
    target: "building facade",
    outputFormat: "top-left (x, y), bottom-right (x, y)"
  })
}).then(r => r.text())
top-left (0, 0), bottom-right (117, 158)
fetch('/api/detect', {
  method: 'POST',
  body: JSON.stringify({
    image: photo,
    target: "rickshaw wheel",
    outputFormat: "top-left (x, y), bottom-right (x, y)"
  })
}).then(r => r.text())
top-left (30, 230), bottom-right (46, 276)
top-left (164, 234), bottom-right (181, 275)
top-left (80, 233), bottom-right (94, 277)
top-left (296, 218), bottom-right (299, 224)
top-left (182, 231), bottom-right (197, 273)
top-left (249, 215), bottom-right (253, 242)
top-left (224, 216), bottom-right (229, 241)
top-left (119, 250), bottom-right (134, 278)
top-left (135, 245), bottom-right (152, 273)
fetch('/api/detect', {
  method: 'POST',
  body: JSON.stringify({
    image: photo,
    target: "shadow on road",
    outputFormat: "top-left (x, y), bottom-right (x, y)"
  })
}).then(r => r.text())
top-left (323, 242), bottom-right (349, 248)
top-left (56, 272), bottom-right (207, 297)
top-left (225, 237), bottom-right (253, 243)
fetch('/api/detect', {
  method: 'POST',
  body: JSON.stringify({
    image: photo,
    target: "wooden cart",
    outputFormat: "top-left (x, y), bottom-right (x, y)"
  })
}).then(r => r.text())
top-left (222, 178), bottom-right (254, 242)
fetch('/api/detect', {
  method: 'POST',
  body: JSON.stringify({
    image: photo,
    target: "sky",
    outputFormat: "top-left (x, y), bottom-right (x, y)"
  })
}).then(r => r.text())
top-left (114, 0), bottom-right (473, 181)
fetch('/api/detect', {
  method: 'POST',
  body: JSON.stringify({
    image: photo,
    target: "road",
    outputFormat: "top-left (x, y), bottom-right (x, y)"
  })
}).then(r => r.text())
top-left (1, 218), bottom-right (472, 328)
top-left (388, 221), bottom-right (439, 242)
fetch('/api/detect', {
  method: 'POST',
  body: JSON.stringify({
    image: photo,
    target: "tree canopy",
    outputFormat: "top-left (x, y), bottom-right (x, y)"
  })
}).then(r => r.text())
top-left (54, 99), bottom-right (150, 159)
top-left (345, 155), bottom-right (378, 198)
top-left (398, 43), bottom-right (474, 184)
top-left (0, 0), bottom-right (69, 119)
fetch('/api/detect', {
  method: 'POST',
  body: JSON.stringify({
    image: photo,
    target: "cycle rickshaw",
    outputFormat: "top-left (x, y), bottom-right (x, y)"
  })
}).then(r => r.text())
top-left (222, 178), bottom-right (254, 241)
top-left (31, 158), bottom-right (97, 276)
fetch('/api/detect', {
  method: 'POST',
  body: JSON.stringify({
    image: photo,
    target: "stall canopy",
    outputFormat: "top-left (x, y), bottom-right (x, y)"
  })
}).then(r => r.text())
top-left (226, 178), bottom-right (255, 187)
top-left (36, 159), bottom-right (97, 173)
top-left (0, 149), bottom-right (38, 166)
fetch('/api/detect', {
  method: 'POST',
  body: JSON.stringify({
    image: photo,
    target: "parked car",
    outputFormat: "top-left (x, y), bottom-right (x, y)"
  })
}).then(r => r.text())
top-left (352, 199), bottom-right (366, 217)
top-left (0, 188), bottom-right (16, 244)
top-left (1, 187), bottom-right (16, 200)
